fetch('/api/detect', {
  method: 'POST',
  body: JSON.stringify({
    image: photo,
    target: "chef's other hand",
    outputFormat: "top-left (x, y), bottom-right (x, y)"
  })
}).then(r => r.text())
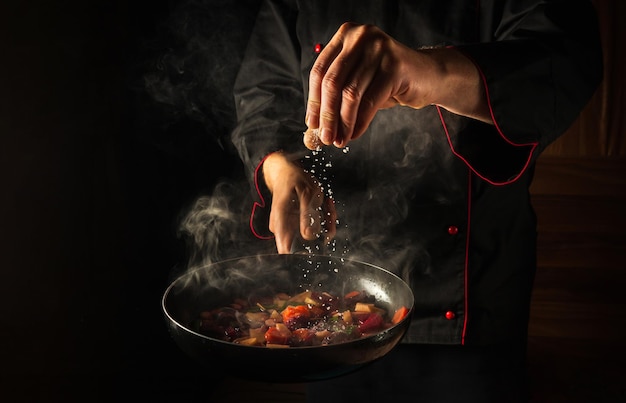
top-left (305, 22), bottom-right (489, 148)
top-left (262, 152), bottom-right (337, 254)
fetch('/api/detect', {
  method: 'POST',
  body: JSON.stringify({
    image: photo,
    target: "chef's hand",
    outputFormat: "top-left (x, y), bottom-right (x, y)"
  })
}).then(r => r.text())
top-left (304, 22), bottom-right (491, 149)
top-left (262, 152), bottom-right (337, 254)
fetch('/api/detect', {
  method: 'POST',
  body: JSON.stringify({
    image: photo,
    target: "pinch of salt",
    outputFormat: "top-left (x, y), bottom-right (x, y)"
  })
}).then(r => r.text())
top-left (303, 128), bottom-right (322, 150)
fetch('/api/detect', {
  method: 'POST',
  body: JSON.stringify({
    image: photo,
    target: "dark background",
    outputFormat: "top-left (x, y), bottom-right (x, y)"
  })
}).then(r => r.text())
top-left (2, 1), bottom-right (625, 402)
top-left (1, 0), bottom-right (264, 401)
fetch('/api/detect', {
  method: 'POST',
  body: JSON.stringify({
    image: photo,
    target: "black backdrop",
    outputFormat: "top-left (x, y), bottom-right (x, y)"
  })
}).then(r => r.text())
top-left (1, 0), bottom-right (264, 401)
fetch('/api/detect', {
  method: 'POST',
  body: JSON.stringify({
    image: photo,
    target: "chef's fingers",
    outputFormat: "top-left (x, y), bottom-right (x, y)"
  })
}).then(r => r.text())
top-left (268, 195), bottom-right (300, 254)
top-left (303, 128), bottom-right (322, 151)
top-left (297, 183), bottom-right (324, 241)
top-left (306, 30), bottom-right (343, 132)
top-left (309, 24), bottom-right (367, 147)
top-left (334, 53), bottom-right (381, 147)
top-left (274, 231), bottom-right (294, 255)
top-left (351, 70), bottom-right (398, 140)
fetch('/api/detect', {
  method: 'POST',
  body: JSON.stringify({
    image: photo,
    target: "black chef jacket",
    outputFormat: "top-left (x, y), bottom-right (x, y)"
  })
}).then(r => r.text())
top-left (231, 0), bottom-right (603, 347)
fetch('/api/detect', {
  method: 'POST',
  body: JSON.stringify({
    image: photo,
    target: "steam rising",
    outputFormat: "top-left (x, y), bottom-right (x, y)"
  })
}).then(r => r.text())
top-left (142, 1), bottom-right (463, 288)
top-left (141, 0), bottom-right (262, 149)
top-left (178, 182), bottom-right (240, 268)
top-left (139, 0), bottom-right (268, 276)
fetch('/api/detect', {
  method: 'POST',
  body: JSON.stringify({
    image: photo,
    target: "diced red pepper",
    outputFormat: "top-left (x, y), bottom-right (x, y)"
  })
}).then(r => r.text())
top-left (351, 311), bottom-right (370, 323)
top-left (264, 326), bottom-right (291, 345)
top-left (358, 313), bottom-right (384, 333)
top-left (281, 305), bottom-right (311, 330)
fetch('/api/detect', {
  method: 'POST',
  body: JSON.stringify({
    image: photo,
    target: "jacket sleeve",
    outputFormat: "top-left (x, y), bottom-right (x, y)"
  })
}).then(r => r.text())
top-left (230, 0), bottom-right (305, 182)
top-left (444, 0), bottom-right (603, 184)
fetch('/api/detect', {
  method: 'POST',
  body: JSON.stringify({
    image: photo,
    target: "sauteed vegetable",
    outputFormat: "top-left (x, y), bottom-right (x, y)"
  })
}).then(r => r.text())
top-left (196, 290), bottom-right (409, 347)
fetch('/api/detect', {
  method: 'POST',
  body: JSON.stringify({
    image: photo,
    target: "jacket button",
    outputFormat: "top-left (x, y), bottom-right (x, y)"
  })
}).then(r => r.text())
top-left (445, 311), bottom-right (456, 320)
top-left (447, 225), bottom-right (459, 235)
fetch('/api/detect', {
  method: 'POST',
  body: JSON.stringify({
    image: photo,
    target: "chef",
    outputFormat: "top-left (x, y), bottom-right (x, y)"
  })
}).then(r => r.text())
top-left (230, 0), bottom-right (603, 401)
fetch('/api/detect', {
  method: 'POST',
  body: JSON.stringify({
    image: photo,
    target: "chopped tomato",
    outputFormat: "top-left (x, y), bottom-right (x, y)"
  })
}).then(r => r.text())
top-left (197, 289), bottom-right (402, 348)
top-left (392, 306), bottom-right (410, 324)
top-left (358, 313), bottom-right (384, 333)
top-left (281, 305), bottom-right (311, 330)
top-left (291, 328), bottom-right (315, 347)
top-left (264, 325), bottom-right (291, 345)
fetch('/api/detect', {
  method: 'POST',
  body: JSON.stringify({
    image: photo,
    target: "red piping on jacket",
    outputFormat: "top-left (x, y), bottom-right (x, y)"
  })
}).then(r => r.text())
top-left (250, 154), bottom-right (275, 240)
top-left (436, 47), bottom-right (540, 343)
top-left (435, 60), bottom-right (539, 186)
top-left (461, 169), bottom-right (472, 344)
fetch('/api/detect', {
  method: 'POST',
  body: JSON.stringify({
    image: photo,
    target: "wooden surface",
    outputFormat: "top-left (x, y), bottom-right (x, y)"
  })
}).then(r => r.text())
top-left (541, 1), bottom-right (626, 158)
top-left (527, 157), bottom-right (626, 402)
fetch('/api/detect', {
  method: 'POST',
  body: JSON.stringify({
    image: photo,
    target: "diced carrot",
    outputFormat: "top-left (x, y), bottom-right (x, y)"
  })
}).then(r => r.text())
top-left (392, 306), bottom-right (410, 324)
top-left (344, 290), bottom-right (361, 299)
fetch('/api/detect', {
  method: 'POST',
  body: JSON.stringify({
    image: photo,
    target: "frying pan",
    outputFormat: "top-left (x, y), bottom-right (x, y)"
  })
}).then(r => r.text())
top-left (162, 253), bottom-right (414, 382)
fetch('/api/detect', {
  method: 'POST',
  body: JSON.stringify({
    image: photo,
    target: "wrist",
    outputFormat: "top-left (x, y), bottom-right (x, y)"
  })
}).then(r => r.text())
top-left (406, 47), bottom-right (489, 123)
